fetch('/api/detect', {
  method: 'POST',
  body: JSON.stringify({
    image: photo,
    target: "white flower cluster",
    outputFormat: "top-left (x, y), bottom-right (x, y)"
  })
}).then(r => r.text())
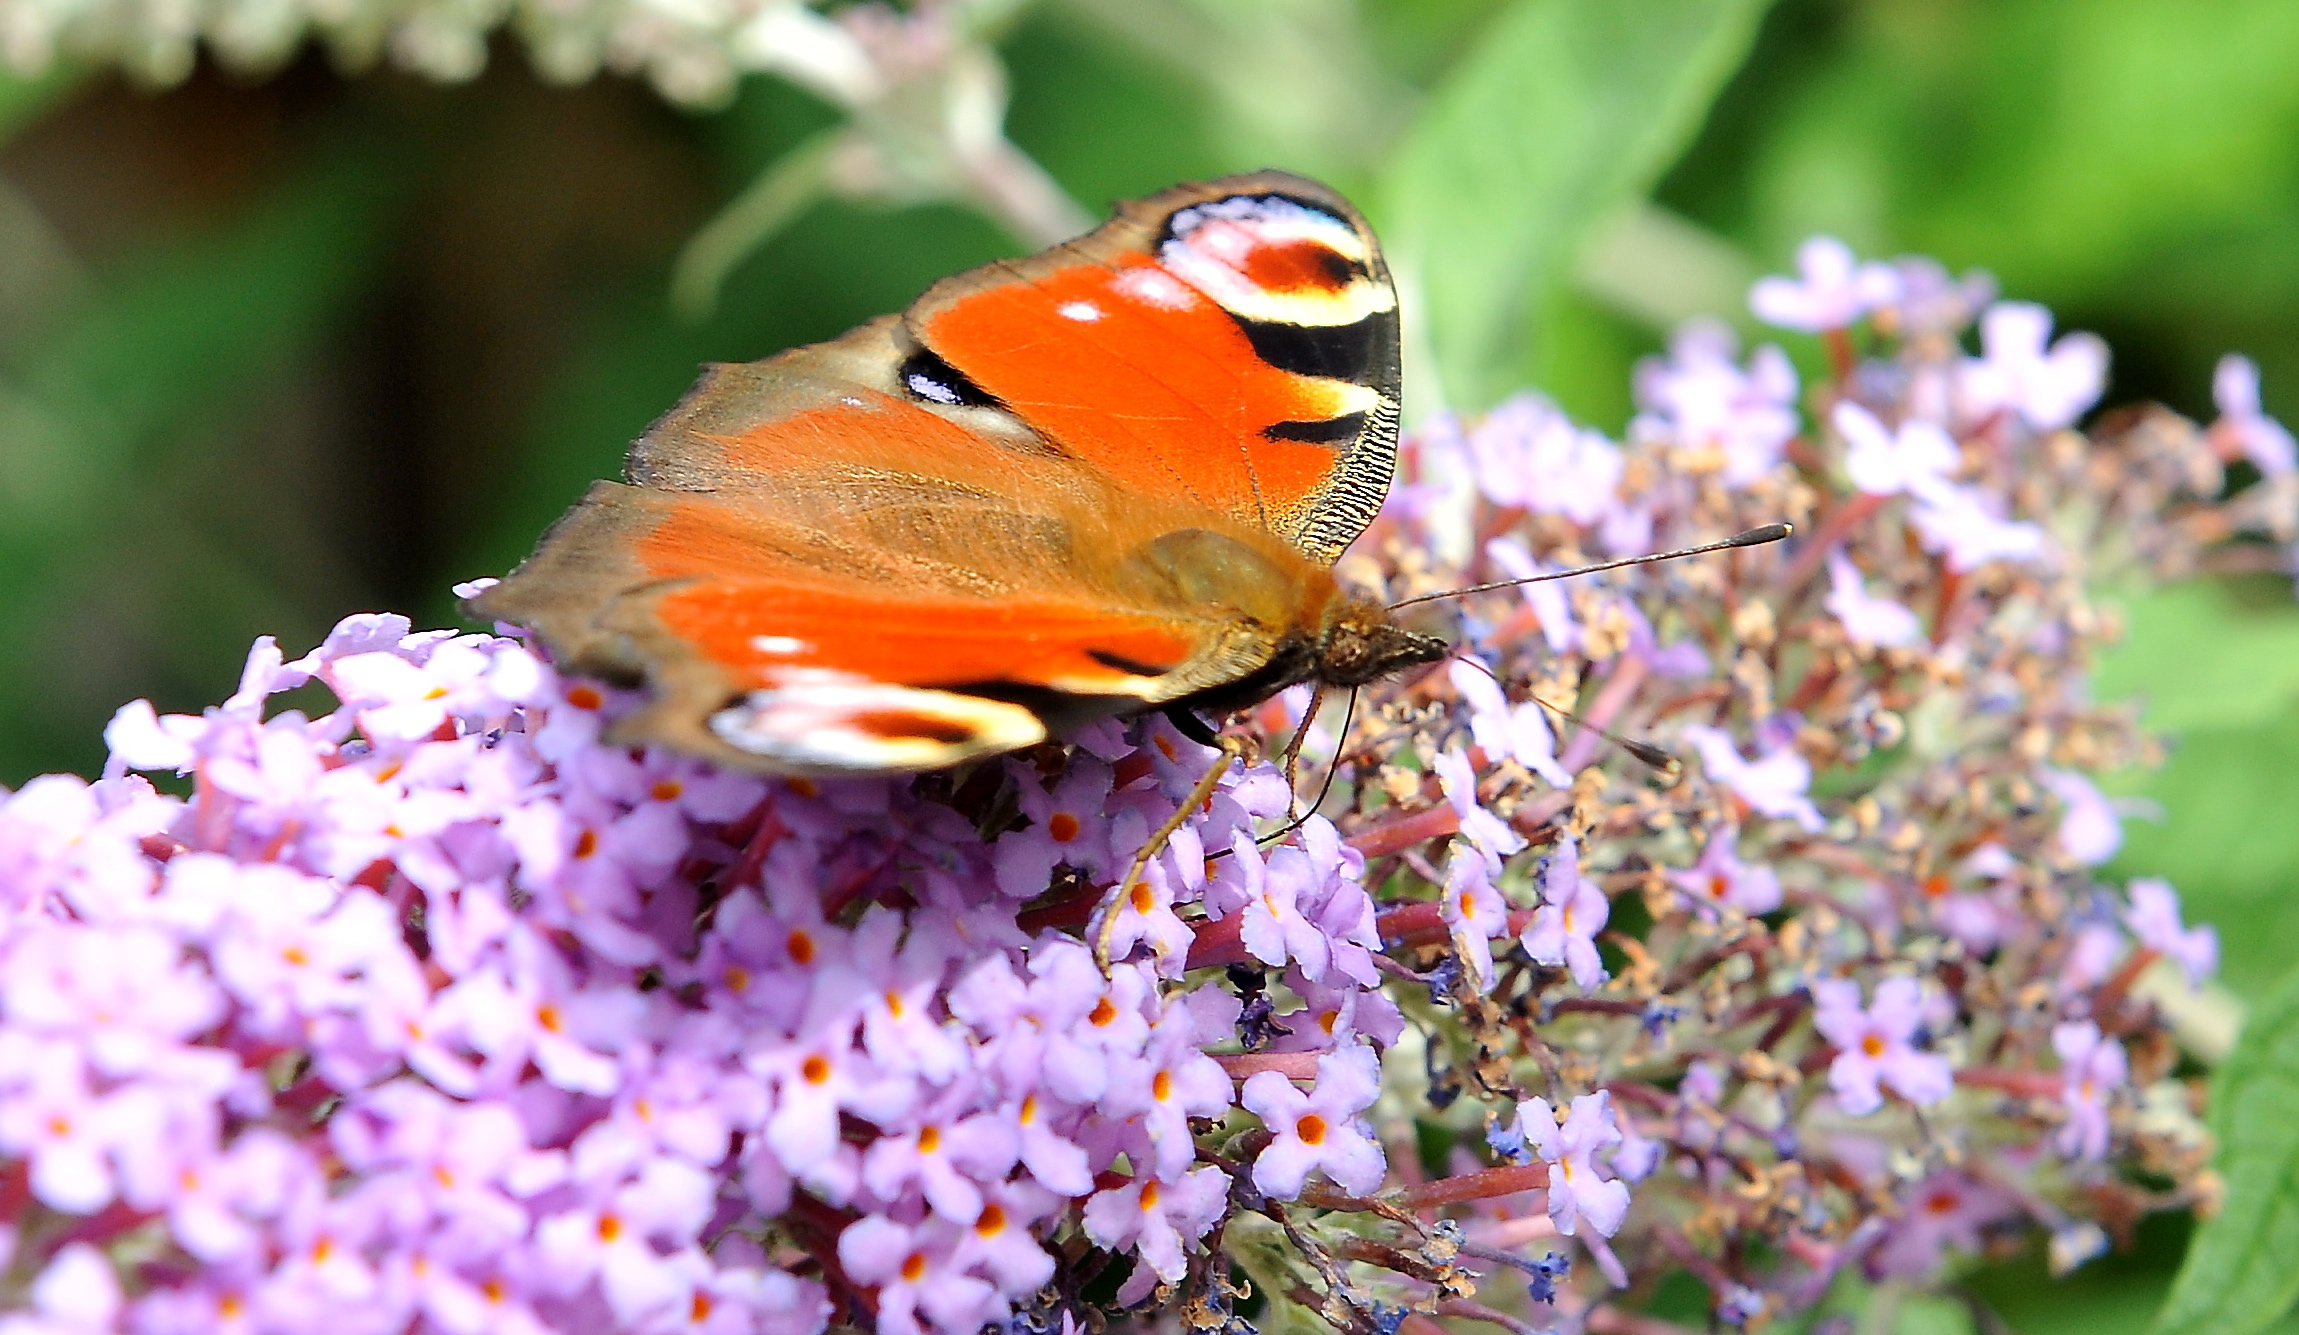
top-left (0, 0), bottom-right (974, 110)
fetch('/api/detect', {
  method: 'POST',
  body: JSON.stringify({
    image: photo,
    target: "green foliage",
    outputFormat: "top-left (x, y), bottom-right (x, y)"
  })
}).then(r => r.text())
top-left (2153, 964), bottom-right (2299, 1335)
top-left (2094, 581), bottom-right (2299, 734)
top-left (1, 4), bottom-right (2297, 1331)
top-left (1658, 0), bottom-right (2299, 416)
top-left (2096, 581), bottom-right (2299, 1001)
top-left (1380, 0), bottom-right (1772, 412)
top-left (0, 134), bottom-right (404, 777)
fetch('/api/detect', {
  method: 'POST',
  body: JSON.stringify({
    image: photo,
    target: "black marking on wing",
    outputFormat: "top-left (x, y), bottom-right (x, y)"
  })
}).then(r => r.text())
top-left (1237, 308), bottom-right (1399, 387)
top-left (1088, 647), bottom-right (1179, 677)
top-left (899, 348), bottom-right (1002, 408)
top-left (1262, 412), bottom-right (1369, 445)
top-left (1290, 395), bottom-right (1403, 564)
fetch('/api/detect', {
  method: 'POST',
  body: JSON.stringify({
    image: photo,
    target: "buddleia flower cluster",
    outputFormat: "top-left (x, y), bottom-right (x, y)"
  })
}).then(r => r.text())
top-left (0, 0), bottom-right (1093, 268)
top-left (0, 239), bottom-right (2279, 1335)
top-left (2, 0), bottom-right (968, 107)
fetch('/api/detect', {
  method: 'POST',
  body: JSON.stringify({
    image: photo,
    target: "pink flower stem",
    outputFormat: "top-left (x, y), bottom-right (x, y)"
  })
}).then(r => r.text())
top-left (1955, 1067), bottom-right (2060, 1098)
top-left (722, 800), bottom-right (786, 892)
top-left (1015, 887), bottom-right (1101, 935)
top-left (1548, 997), bottom-right (1647, 1018)
top-left (1654, 1224), bottom-right (1736, 1290)
top-left (1780, 492), bottom-right (1887, 591)
top-left (2095, 946), bottom-right (2163, 1021)
top-left (1375, 902), bottom-right (1540, 950)
top-left (1930, 564), bottom-right (1964, 645)
top-left (191, 767), bottom-right (236, 852)
top-left (1185, 912), bottom-right (1246, 970)
top-left (1436, 1298), bottom-right (1549, 1335)
top-left (1825, 327), bottom-right (1856, 381)
top-left (1345, 804), bottom-right (1460, 859)
top-left (0, 1161), bottom-right (27, 1223)
top-left (1391, 1163), bottom-right (1550, 1210)
top-left (1214, 1051), bottom-right (1321, 1082)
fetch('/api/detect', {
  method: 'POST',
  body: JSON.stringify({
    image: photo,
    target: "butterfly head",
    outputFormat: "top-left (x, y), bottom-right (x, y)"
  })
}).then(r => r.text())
top-left (1314, 599), bottom-right (1449, 688)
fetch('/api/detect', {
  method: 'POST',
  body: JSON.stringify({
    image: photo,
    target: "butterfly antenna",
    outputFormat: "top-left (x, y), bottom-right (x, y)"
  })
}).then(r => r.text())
top-left (1388, 523), bottom-right (1793, 610)
top-left (1531, 696), bottom-right (1680, 776)
top-left (1257, 686), bottom-right (1360, 849)
top-left (1451, 652), bottom-right (1677, 775)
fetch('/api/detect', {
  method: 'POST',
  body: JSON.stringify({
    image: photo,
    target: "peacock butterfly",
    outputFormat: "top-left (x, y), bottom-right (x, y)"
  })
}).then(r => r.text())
top-left (471, 171), bottom-right (1448, 773)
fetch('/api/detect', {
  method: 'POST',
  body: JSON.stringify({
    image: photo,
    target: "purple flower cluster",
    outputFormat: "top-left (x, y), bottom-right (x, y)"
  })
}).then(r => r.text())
top-left (1346, 234), bottom-right (2268, 1329)
top-left (0, 233), bottom-right (2280, 1335)
top-left (0, 620), bottom-right (1397, 1332)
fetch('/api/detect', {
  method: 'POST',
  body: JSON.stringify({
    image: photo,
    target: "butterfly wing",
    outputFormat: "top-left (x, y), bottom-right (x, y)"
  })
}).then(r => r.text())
top-left (474, 172), bottom-right (1402, 773)
top-left (905, 170), bottom-right (1401, 565)
top-left (474, 318), bottom-right (1324, 772)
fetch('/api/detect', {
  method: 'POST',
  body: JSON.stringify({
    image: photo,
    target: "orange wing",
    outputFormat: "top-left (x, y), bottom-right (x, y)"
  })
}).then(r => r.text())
top-left (907, 171), bottom-right (1401, 565)
top-left (472, 173), bottom-right (1401, 773)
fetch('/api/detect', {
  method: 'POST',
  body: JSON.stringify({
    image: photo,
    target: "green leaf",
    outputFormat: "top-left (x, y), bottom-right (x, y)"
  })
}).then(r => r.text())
top-left (0, 140), bottom-right (405, 781)
top-left (2094, 581), bottom-right (2299, 733)
top-left (2108, 711), bottom-right (2299, 1003)
top-left (0, 64), bottom-right (84, 143)
top-left (1379, 0), bottom-right (1773, 412)
top-left (2152, 961), bottom-right (2299, 1335)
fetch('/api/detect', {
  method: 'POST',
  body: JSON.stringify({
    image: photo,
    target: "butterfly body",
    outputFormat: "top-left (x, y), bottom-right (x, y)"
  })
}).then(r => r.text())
top-left (475, 172), bottom-right (1442, 773)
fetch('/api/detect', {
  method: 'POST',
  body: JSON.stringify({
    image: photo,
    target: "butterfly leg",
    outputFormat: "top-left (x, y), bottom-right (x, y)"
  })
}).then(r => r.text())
top-left (1093, 735), bottom-right (1243, 972)
top-left (1162, 703), bottom-right (1221, 747)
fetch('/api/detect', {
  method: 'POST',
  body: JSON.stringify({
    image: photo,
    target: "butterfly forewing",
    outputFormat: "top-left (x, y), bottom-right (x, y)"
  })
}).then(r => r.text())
top-left (908, 171), bottom-right (1401, 566)
top-left (472, 172), bottom-right (1407, 773)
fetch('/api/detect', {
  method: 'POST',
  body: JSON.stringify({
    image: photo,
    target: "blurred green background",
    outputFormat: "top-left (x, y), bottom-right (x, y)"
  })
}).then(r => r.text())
top-left (2, 1), bottom-right (2297, 1325)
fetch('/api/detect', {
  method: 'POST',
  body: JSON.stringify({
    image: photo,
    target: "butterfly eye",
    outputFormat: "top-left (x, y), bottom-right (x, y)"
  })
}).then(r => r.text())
top-left (899, 349), bottom-right (997, 408)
